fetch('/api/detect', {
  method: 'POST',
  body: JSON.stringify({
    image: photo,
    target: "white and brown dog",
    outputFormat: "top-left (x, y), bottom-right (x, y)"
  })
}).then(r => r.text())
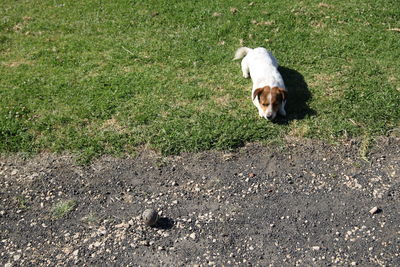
top-left (234, 47), bottom-right (287, 121)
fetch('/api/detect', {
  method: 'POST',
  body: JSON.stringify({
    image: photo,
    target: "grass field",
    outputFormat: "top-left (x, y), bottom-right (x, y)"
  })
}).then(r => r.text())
top-left (1, 0), bottom-right (399, 162)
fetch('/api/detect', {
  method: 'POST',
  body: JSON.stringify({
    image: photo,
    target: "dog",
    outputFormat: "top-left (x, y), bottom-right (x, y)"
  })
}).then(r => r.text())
top-left (234, 47), bottom-right (287, 120)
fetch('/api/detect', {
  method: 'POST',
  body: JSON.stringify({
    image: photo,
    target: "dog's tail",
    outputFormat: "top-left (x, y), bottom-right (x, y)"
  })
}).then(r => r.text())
top-left (233, 47), bottom-right (252, 60)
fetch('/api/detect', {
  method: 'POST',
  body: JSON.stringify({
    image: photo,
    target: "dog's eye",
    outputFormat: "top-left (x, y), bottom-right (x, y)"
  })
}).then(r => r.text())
top-left (262, 103), bottom-right (269, 107)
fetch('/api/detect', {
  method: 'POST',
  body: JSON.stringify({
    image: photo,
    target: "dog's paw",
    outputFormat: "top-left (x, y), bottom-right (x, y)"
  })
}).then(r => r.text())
top-left (243, 73), bottom-right (250, 79)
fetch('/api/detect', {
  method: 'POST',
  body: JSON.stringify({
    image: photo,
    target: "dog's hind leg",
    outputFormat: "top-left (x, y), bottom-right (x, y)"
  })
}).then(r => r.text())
top-left (241, 59), bottom-right (250, 79)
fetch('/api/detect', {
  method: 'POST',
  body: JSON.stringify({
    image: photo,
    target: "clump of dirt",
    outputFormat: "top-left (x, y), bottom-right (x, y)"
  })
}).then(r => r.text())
top-left (1, 137), bottom-right (399, 266)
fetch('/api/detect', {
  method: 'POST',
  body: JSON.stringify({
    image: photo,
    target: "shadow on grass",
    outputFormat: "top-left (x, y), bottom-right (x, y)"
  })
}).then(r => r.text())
top-left (275, 66), bottom-right (316, 124)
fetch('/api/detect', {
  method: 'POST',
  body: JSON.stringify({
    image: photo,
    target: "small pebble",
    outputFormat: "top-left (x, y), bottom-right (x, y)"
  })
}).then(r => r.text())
top-left (115, 222), bottom-right (130, 229)
top-left (369, 207), bottom-right (380, 215)
top-left (13, 254), bottom-right (21, 261)
top-left (139, 240), bottom-right (150, 246)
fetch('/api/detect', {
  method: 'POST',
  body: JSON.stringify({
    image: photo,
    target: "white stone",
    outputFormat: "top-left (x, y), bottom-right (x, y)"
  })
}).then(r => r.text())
top-left (369, 207), bottom-right (379, 215)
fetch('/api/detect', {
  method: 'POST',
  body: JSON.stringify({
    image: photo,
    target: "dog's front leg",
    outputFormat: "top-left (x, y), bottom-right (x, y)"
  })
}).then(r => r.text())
top-left (278, 101), bottom-right (287, 117)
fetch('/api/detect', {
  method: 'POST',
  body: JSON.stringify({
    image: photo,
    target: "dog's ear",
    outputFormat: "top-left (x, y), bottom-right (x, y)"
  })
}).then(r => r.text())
top-left (253, 87), bottom-right (270, 101)
top-left (253, 88), bottom-right (263, 101)
top-left (278, 87), bottom-right (288, 101)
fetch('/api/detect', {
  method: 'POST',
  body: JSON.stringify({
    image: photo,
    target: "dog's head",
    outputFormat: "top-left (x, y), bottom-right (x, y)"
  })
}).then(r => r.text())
top-left (253, 86), bottom-right (287, 120)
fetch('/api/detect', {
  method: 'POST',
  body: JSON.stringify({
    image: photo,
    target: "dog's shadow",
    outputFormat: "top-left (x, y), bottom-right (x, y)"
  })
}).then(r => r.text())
top-left (276, 66), bottom-right (316, 124)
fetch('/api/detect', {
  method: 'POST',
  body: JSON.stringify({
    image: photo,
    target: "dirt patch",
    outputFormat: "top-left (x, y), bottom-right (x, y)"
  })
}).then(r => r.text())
top-left (1, 138), bottom-right (399, 266)
top-left (2, 59), bottom-right (34, 68)
top-left (100, 118), bottom-right (127, 134)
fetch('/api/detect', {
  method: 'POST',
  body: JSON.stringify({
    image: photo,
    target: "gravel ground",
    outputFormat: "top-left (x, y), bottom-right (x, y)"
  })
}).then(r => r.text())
top-left (1, 137), bottom-right (399, 266)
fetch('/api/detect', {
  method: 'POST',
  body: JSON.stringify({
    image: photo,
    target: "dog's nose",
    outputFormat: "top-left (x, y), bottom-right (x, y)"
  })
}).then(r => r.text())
top-left (266, 115), bottom-right (273, 120)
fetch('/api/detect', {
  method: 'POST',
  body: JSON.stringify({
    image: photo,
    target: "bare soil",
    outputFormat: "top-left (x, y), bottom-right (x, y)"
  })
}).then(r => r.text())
top-left (1, 137), bottom-right (399, 266)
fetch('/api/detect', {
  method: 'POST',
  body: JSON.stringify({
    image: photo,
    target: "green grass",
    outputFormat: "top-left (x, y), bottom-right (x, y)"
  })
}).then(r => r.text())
top-left (1, 0), bottom-right (399, 161)
top-left (51, 199), bottom-right (76, 218)
top-left (81, 212), bottom-right (98, 225)
top-left (15, 195), bottom-right (29, 210)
